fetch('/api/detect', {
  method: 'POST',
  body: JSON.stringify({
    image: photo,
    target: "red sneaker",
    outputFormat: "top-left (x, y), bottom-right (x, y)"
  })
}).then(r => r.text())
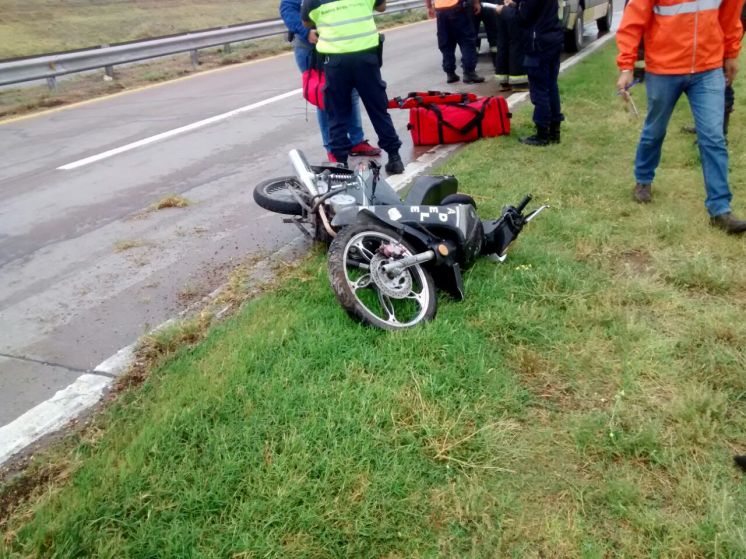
top-left (327, 152), bottom-right (337, 162)
top-left (349, 140), bottom-right (381, 157)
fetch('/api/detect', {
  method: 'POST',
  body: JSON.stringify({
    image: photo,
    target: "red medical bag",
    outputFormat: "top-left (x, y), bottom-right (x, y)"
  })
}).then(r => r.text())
top-left (302, 67), bottom-right (325, 110)
top-left (406, 96), bottom-right (511, 145)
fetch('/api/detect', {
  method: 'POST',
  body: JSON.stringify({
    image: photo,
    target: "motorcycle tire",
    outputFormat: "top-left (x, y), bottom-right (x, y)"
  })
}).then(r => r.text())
top-left (327, 222), bottom-right (437, 330)
top-left (253, 176), bottom-right (305, 215)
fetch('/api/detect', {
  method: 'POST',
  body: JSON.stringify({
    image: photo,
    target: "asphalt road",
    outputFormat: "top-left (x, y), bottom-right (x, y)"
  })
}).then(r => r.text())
top-left (0, 14), bottom-right (619, 426)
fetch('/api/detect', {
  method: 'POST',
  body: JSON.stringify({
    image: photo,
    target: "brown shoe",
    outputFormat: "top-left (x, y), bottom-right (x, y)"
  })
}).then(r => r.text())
top-left (710, 212), bottom-right (746, 235)
top-left (633, 183), bottom-right (652, 203)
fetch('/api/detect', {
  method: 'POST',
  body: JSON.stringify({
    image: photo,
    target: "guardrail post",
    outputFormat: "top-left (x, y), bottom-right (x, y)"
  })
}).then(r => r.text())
top-left (46, 76), bottom-right (57, 91)
top-left (101, 44), bottom-right (116, 80)
top-left (222, 27), bottom-right (232, 54)
top-left (190, 49), bottom-right (200, 68)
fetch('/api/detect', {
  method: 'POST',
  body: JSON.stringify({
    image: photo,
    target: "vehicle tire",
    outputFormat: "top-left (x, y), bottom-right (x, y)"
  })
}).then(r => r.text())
top-left (564, 9), bottom-right (584, 52)
top-left (327, 223), bottom-right (437, 330)
top-left (441, 193), bottom-right (477, 208)
top-left (596, 0), bottom-right (613, 32)
top-left (253, 176), bottom-right (305, 215)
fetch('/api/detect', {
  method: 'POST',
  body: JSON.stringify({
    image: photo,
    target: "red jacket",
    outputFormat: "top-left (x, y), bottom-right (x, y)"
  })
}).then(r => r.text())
top-left (617, 0), bottom-right (745, 74)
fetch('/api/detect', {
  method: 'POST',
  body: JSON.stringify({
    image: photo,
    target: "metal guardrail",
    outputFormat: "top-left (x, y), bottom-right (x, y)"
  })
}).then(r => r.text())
top-left (0, 0), bottom-right (425, 88)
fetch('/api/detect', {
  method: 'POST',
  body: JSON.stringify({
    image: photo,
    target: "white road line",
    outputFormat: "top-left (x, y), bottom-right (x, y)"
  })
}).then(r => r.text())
top-left (58, 88), bottom-right (303, 171)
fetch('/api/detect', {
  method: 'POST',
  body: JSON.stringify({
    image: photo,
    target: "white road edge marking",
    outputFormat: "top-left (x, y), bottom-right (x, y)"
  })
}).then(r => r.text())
top-left (1, 30), bottom-right (618, 467)
top-left (57, 88), bottom-right (303, 171)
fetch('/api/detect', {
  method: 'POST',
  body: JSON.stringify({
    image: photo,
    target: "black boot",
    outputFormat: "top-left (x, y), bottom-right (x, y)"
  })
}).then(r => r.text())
top-left (463, 71), bottom-right (485, 84)
top-left (549, 121), bottom-right (561, 144)
top-left (446, 72), bottom-right (460, 84)
top-left (520, 125), bottom-right (550, 146)
top-left (385, 152), bottom-right (405, 175)
top-left (710, 212), bottom-right (746, 235)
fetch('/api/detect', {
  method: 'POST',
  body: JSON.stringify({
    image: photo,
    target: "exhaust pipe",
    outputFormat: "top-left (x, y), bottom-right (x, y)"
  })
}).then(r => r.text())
top-left (289, 149), bottom-right (319, 197)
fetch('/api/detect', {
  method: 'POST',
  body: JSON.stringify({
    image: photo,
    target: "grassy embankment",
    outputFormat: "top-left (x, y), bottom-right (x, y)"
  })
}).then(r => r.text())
top-left (2, 44), bottom-right (746, 557)
top-left (1, 0), bottom-right (281, 59)
top-left (0, 2), bottom-right (426, 121)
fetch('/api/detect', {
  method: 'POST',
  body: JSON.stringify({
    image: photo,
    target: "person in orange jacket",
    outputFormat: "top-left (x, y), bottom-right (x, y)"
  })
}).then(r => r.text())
top-left (617, 0), bottom-right (746, 234)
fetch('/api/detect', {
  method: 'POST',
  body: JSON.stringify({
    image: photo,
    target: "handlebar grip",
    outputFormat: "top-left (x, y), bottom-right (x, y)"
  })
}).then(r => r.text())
top-left (515, 195), bottom-right (532, 213)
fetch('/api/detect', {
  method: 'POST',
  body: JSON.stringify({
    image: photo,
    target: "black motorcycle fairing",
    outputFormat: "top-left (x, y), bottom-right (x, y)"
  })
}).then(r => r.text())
top-left (352, 209), bottom-right (434, 254)
top-left (404, 175), bottom-right (458, 206)
top-left (366, 204), bottom-right (483, 267)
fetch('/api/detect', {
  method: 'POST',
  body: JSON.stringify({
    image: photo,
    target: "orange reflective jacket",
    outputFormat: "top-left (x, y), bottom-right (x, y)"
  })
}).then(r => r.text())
top-left (433, 0), bottom-right (461, 9)
top-left (617, 0), bottom-right (745, 74)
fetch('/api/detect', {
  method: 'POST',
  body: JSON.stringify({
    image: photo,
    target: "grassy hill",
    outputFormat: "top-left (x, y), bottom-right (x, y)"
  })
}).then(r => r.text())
top-left (0, 0), bottom-right (279, 59)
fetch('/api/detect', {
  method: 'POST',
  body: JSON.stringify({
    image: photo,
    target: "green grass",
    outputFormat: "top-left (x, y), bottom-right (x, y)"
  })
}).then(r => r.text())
top-left (3, 44), bottom-right (746, 557)
top-left (0, 0), bottom-right (280, 59)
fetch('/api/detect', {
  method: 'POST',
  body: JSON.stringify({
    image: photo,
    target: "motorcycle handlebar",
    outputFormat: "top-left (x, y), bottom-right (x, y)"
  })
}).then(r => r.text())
top-left (515, 195), bottom-right (532, 213)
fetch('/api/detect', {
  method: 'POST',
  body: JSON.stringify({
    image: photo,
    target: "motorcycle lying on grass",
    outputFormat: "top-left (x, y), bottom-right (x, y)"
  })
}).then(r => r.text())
top-left (253, 150), bottom-right (548, 330)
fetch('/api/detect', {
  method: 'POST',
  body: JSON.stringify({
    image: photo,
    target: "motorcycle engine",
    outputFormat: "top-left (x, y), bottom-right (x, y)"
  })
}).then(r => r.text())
top-left (328, 193), bottom-right (357, 214)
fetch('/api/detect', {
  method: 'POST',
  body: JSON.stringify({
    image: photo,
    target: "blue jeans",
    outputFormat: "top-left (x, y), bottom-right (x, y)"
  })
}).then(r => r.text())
top-left (293, 45), bottom-right (365, 152)
top-left (635, 69), bottom-right (732, 216)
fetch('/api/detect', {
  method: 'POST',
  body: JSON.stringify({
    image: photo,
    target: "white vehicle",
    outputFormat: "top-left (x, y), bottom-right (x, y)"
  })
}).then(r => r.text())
top-left (560, 0), bottom-right (613, 52)
top-left (476, 0), bottom-right (613, 54)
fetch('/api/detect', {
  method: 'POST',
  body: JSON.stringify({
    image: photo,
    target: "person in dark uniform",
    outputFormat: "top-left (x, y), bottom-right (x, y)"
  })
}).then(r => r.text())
top-left (426, 0), bottom-right (486, 84)
top-left (473, 8), bottom-right (500, 71)
top-left (495, 0), bottom-right (564, 145)
top-left (302, 0), bottom-right (404, 174)
top-left (494, 0), bottom-right (528, 91)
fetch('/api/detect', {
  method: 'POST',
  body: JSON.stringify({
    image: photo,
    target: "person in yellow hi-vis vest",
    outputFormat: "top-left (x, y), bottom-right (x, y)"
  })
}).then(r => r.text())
top-left (425, 0), bottom-right (485, 84)
top-left (302, 0), bottom-right (404, 174)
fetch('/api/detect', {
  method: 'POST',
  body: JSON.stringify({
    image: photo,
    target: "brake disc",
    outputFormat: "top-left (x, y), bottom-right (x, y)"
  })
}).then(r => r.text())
top-left (369, 253), bottom-right (413, 299)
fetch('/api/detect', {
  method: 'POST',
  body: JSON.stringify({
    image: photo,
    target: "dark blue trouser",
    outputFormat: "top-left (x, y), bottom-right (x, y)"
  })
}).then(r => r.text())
top-left (495, 10), bottom-right (525, 80)
top-left (323, 50), bottom-right (402, 160)
top-left (436, 8), bottom-right (477, 74)
top-left (524, 47), bottom-right (563, 128)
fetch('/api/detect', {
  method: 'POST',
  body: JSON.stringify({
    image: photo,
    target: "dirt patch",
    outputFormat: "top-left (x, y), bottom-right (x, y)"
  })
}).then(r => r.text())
top-left (509, 345), bottom-right (579, 409)
top-left (619, 249), bottom-right (654, 275)
top-left (150, 195), bottom-right (192, 210)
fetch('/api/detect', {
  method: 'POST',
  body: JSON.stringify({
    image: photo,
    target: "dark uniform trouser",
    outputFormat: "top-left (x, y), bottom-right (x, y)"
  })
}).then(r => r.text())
top-left (525, 46), bottom-right (563, 128)
top-left (323, 50), bottom-right (401, 160)
top-left (473, 10), bottom-right (499, 71)
top-left (495, 10), bottom-right (525, 80)
top-left (436, 8), bottom-right (478, 74)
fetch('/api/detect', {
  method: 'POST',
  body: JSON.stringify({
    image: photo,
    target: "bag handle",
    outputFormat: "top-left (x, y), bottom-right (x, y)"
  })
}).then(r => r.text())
top-left (423, 99), bottom-right (490, 138)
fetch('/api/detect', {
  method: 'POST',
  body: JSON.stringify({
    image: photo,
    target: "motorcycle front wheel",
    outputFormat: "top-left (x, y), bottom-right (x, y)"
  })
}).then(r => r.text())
top-left (327, 223), bottom-right (437, 330)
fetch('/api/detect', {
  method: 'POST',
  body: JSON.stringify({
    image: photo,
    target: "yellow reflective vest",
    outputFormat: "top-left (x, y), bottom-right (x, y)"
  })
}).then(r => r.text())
top-left (305, 0), bottom-right (380, 54)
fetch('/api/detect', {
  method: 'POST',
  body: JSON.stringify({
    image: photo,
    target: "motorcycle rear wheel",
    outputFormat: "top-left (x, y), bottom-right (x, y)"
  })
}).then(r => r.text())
top-left (253, 176), bottom-right (306, 215)
top-left (327, 223), bottom-right (437, 330)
